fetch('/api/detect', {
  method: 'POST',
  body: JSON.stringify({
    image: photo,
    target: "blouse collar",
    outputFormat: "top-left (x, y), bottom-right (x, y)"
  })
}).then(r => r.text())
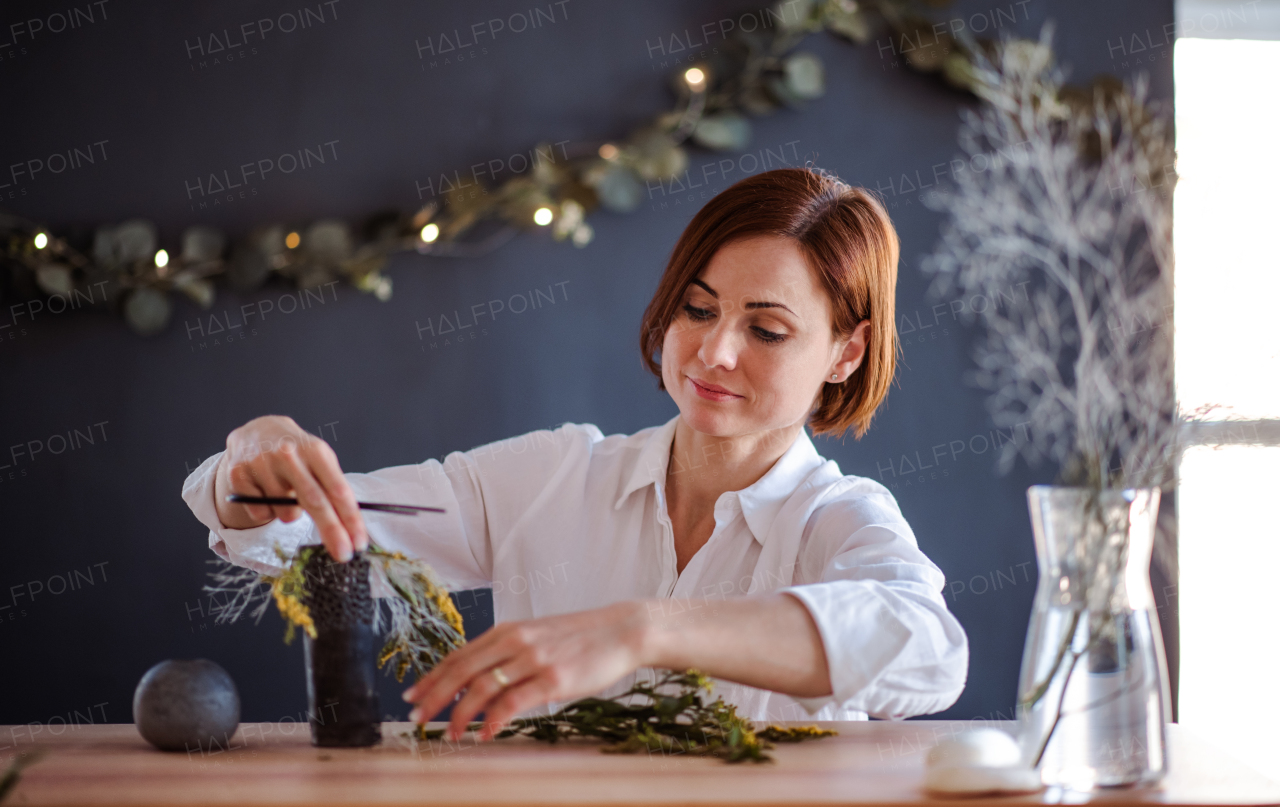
top-left (613, 414), bottom-right (828, 545)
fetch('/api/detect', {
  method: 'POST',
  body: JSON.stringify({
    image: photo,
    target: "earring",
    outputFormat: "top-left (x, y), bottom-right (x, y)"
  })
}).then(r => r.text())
top-left (830, 373), bottom-right (838, 381)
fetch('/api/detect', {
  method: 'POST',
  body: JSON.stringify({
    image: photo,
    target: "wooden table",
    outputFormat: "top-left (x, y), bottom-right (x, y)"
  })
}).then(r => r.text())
top-left (3, 721), bottom-right (1277, 806)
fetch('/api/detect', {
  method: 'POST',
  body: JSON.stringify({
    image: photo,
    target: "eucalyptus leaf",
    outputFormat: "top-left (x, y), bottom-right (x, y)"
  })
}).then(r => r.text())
top-left (92, 227), bottom-right (117, 267)
top-left (765, 75), bottom-right (803, 107)
top-left (181, 226), bottom-right (226, 264)
top-left (115, 220), bottom-right (158, 264)
top-left (123, 287), bottom-right (171, 336)
top-left (35, 264), bottom-right (74, 296)
top-left (304, 220), bottom-right (352, 265)
top-left (92, 220), bottom-right (159, 267)
top-left (823, 0), bottom-right (871, 43)
top-left (173, 271), bottom-right (216, 309)
top-left (692, 112), bottom-right (753, 151)
top-left (627, 129), bottom-right (688, 181)
top-left (228, 246), bottom-right (270, 292)
top-left (784, 52), bottom-right (825, 99)
top-left (251, 225), bottom-right (288, 257)
top-left (584, 163), bottom-right (645, 213)
top-left (773, 0), bottom-right (816, 30)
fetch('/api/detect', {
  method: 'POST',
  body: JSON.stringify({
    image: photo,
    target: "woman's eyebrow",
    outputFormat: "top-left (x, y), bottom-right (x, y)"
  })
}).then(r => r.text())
top-left (745, 300), bottom-right (796, 315)
top-left (691, 279), bottom-right (788, 315)
top-left (691, 278), bottom-right (796, 316)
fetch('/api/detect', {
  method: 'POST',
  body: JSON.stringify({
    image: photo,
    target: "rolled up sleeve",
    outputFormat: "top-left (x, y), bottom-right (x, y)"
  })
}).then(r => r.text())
top-left (780, 491), bottom-right (969, 719)
top-left (179, 447), bottom-right (494, 590)
top-left (180, 423), bottom-right (601, 591)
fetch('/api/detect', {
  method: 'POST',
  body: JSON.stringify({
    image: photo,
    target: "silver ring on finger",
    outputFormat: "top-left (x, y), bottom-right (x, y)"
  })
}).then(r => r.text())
top-left (491, 666), bottom-right (511, 688)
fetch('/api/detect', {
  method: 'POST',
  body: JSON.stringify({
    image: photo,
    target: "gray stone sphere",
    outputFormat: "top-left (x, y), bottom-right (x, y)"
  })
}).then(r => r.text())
top-left (133, 659), bottom-right (240, 752)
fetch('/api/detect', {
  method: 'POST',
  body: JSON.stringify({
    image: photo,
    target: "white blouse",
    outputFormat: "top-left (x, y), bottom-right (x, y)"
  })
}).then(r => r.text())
top-left (181, 414), bottom-right (968, 722)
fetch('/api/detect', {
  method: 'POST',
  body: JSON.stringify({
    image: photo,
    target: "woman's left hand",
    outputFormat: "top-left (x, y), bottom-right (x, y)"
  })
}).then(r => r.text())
top-left (402, 600), bottom-right (652, 741)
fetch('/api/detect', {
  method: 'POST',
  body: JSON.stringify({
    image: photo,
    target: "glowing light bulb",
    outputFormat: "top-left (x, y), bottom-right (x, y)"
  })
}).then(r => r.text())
top-left (598, 144), bottom-right (618, 160)
top-left (154, 249), bottom-right (170, 268)
top-left (533, 207), bottom-right (554, 226)
top-left (684, 67), bottom-right (706, 89)
top-left (285, 231), bottom-right (301, 249)
top-left (34, 232), bottom-right (49, 249)
top-left (420, 223), bottom-right (439, 242)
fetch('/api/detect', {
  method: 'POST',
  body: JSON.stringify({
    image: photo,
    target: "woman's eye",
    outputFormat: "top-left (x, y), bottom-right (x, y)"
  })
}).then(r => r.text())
top-left (682, 303), bottom-right (713, 321)
top-left (752, 326), bottom-right (786, 344)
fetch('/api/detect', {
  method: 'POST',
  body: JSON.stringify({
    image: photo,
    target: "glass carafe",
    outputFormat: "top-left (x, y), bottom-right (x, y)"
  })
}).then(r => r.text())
top-left (1017, 486), bottom-right (1170, 789)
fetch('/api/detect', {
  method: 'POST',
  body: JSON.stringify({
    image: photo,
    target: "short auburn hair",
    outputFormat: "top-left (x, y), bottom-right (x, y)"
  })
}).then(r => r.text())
top-left (639, 167), bottom-right (899, 438)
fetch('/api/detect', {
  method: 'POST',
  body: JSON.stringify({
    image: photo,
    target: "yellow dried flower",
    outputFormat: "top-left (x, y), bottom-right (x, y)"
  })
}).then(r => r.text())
top-left (433, 586), bottom-right (465, 637)
top-left (757, 724), bottom-right (839, 741)
top-left (270, 570), bottom-right (316, 643)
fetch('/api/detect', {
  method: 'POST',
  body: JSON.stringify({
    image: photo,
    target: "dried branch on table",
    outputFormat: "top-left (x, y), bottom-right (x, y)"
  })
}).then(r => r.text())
top-left (407, 669), bottom-right (837, 764)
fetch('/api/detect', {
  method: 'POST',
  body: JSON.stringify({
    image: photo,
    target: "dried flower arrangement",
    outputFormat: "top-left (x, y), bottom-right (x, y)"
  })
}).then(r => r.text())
top-left (921, 26), bottom-right (1190, 784)
top-left (209, 548), bottom-right (837, 761)
top-left (204, 543), bottom-right (466, 683)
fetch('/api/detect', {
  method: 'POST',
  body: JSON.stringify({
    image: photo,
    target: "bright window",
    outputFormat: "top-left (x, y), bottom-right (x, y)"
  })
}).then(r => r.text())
top-left (1174, 33), bottom-right (1280, 783)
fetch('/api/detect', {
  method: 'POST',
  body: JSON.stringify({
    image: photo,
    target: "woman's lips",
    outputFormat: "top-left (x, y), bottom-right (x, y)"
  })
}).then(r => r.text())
top-left (689, 376), bottom-right (743, 402)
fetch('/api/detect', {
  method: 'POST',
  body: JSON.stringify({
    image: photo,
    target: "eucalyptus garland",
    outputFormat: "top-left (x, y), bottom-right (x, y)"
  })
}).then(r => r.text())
top-left (1, 0), bottom-right (1045, 336)
top-left (410, 668), bottom-right (838, 764)
top-left (2, 1), bottom-right (1155, 339)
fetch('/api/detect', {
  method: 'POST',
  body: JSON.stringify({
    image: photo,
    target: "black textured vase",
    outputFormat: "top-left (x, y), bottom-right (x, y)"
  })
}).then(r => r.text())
top-left (301, 549), bottom-right (381, 747)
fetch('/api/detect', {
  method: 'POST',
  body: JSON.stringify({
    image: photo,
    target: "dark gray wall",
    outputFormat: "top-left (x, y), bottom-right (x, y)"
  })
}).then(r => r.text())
top-left (0, 0), bottom-right (1174, 729)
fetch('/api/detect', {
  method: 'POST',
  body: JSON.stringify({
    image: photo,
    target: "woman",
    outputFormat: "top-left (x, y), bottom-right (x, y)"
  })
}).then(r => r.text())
top-left (181, 167), bottom-right (968, 742)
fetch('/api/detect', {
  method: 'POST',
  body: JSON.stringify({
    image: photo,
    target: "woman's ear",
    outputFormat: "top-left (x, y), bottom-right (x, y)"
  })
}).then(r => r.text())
top-left (829, 320), bottom-right (871, 383)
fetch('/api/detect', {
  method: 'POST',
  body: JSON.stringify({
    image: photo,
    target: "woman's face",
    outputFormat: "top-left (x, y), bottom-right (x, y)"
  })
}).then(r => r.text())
top-left (661, 235), bottom-right (869, 438)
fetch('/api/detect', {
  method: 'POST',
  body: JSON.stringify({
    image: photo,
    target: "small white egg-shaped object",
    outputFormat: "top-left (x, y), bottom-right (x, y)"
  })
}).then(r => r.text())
top-left (926, 727), bottom-right (1023, 768)
top-left (923, 729), bottom-right (1042, 795)
top-left (924, 764), bottom-right (1043, 796)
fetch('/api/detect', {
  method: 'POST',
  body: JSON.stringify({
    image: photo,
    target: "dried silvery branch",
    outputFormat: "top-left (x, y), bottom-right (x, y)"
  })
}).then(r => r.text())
top-left (923, 24), bottom-right (1183, 493)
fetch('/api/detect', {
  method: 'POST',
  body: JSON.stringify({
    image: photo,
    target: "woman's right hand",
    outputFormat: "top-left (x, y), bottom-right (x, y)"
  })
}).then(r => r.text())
top-left (212, 415), bottom-right (368, 562)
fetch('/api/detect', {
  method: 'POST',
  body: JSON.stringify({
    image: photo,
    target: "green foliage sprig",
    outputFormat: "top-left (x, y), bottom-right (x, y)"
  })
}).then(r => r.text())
top-left (410, 669), bottom-right (837, 763)
top-left (2, 0), bottom-right (1029, 336)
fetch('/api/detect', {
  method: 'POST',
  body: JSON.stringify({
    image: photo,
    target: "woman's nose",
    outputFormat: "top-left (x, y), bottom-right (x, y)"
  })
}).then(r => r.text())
top-left (697, 323), bottom-right (738, 371)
